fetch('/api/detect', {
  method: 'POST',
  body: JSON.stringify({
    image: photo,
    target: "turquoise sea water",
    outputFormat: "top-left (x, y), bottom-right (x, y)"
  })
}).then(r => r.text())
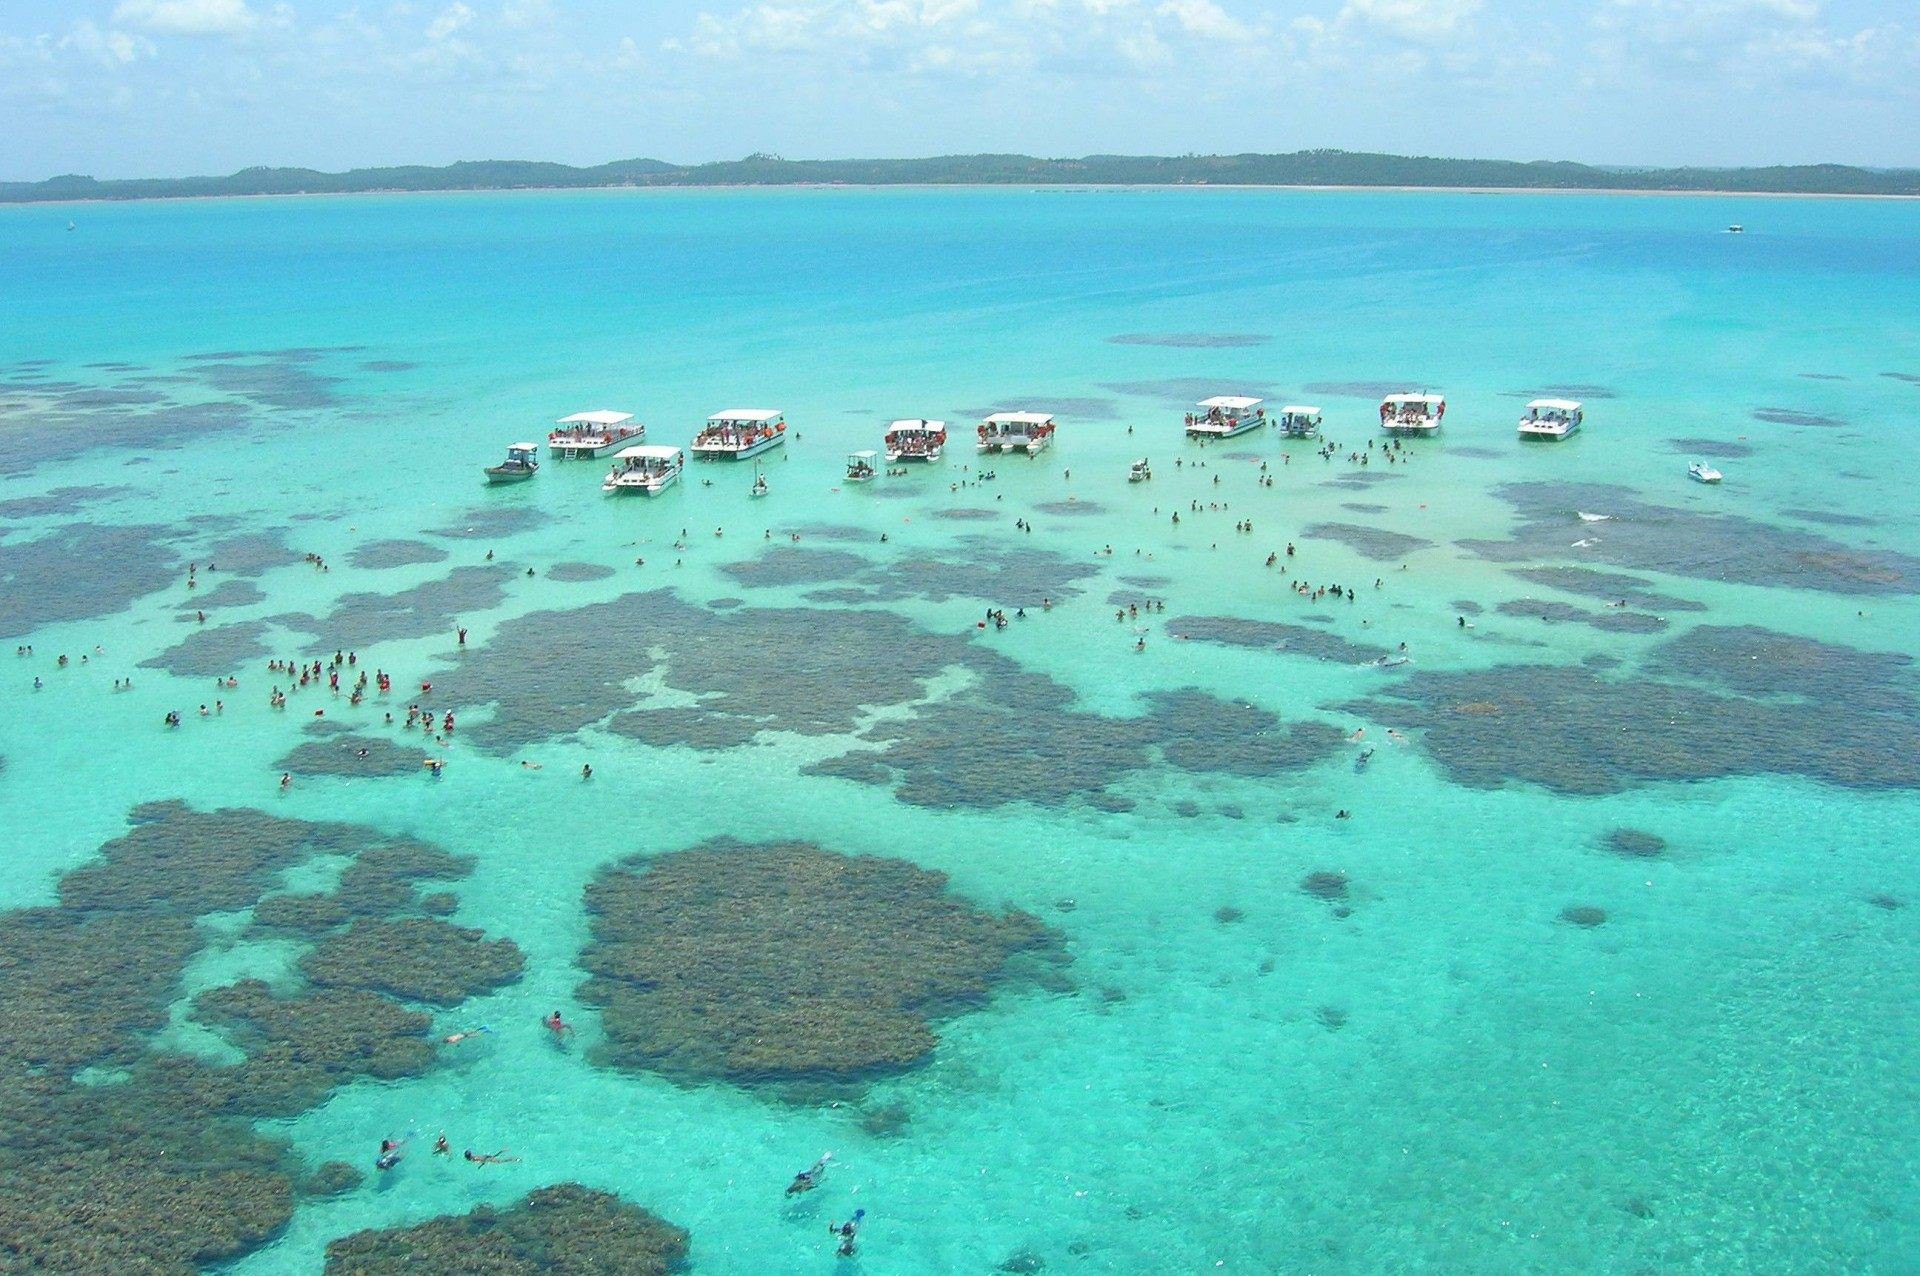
top-left (2, 188), bottom-right (1918, 1272)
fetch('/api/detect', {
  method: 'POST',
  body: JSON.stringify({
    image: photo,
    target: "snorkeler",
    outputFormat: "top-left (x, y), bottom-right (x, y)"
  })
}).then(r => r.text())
top-left (786, 1152), bottom-right (833, 1196)
top-left (830, 1209), bottom-right (866, 1257)
top-left (433, 1133), bottom-right (451, 1156)
top-left (375, 1135), bottom-right (410, 1171)
top-left (443, 1026), bottom-right (491, 1046)
top-left (464, 1148), bottom-right (521, 1165)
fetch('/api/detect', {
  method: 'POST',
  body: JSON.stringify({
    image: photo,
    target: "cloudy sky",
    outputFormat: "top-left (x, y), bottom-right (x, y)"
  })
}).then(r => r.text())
top-left (1, 0), bottom-right (1914, 179)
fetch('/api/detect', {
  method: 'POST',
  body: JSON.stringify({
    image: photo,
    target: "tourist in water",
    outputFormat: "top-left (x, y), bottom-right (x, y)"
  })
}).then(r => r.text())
top-left (786, 1152), bottom-right (833, 1195)
top-left (544, 1010), bottom-right (573, 1041)
top-left (433, 1133), bottom-right (451, 1156)
top-left (443, 1026), bottom-right (490, 1045)
top-left (580, 763), bottom-right (593, 780)
top-left (830, 1210), bottom-right (866, 1257)
top-left (464, 1148), bottom-right (520, 1165)
top-left (375, 1136), bottom-right (409, 1171)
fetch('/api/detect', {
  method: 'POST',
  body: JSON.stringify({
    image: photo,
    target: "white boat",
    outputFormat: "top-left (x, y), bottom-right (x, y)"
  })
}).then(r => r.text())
top-left (693, 408), bottom-right (787, 460)
top-left (1128, 458), bottom-right (1152, 482)
top-left (977, 411), bottom-right (1056, 455)
top-left (1727, 225), bottom-right (1745, 234)
top-left (603, 445), bottom-right (685, 494)
top-left (549, 410), bottom-right (643, 458)
top-left (484, 442), bottom-right (540, 484)
top-left (1518, 398), bottom-right (1583, 441)
top-left (1278, 405), bottom-right (1321, 438)
top-left (884, 418), bottom-right (946, 463)
top-left (1688, 462), bottom-right (1723, 485)
top-left (1185, 396), bottom-right (1266, 439)
top-left (750, 469), bottom-right (769, 498)
top-left (846, 450), bottom-right (877, 483)
top-left (1380, 392), bottom-right (1445, 436)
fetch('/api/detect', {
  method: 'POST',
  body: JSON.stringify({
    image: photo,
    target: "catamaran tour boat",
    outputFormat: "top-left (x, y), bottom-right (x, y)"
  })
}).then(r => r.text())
top-left (549, 410), bottom-right (643, 458)
top-left (1185, 396), bottom-right (1266, 439)
top-left (845, 450), bottom-right (877, 483)
top-left (1278, 405), bottom-right (1322, 438)
top-left (884, 419), bottom-right (946, 463)
top-left (1129, 458), bottom-right (1152, 482)
top-left (484, 442), bottom-right (540, 484)
top-left (1518, 398), bottom-right (1583, 441)
top-left (692, 409), bottom-right (787, 460)
top-left (1380, 392), bottom-right (1445, 436)
top-left (978, 411), bottom-right (1056, 455)
top-left (602, 445), bottom-right (685, 495)
top-left (1688, 461), bottom-right (1723, 485)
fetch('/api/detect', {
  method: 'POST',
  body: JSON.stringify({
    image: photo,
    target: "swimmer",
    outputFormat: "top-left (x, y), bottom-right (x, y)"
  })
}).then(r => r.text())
top-left (1348, 728), bottom-right (1365, 742)
top-left (580, 763), bottom-right (593, 780)
top-left (464, 1148), bottom-right (520, 1165)
top-left (375, 1135), bottom-right (410, 1172)
top-left (830, 1210), bottom-right (866, 1257)
top-left (786, 1152), bottom-right (833, 1196)
top-left (544, 1010), bottom-right (573, 1041)
top-left (433, 1133), bottom-right (451, 1156)
top-left (443, 1026), bottom-right (492, 1045)
top-left (520, 760), bottom-right (543, 770)
top-left (280, 772), bottom-right (292, 790)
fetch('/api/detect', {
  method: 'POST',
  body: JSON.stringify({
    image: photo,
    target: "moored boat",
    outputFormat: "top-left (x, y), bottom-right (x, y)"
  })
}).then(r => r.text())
top-left (750, 468), bottom-right (769, 498)
top-left (1380, 392), bottom-right (1445, 436)
top-left (978, 411), bottom-right (1055, 455)
top-left (1185, 396), bottom-right (1266, 439)
top-left (1518, 398), bottom-right (1583, 441)
top-left (484, 442), bottom-right (540, 484)
top-left (1128, 457), bottom-right (1152, 482)
top-left (1278, 405), bottom-right (1322, 438)
top-left (845, 450), bottom-right (877, 483)
top-left (693, 408), bottom-right (786, 460)
top-left (603, 445), bottom-right (685, 494)
top-left (549, 410), bottom-right (643, 457)
top-left (1688, 461), bottom-right (1723, 484)
top-left (884, 419), bottom-right (946, 463)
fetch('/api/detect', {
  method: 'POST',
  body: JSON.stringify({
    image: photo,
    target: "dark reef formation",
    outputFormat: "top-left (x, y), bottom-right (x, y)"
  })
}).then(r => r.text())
top-left (579, 841), bottom-right (1064, 1086)
top-left (275, 734), bottom-right (424, 779)
top-left (323, 1184), bottom-right (690, 1275)
top-left (1301, 521), bottom-right (1434, 561)
top-left (1167, 615), bottom-right (1390, 663)
top-left (302, 918), bottom-right (525, 1004)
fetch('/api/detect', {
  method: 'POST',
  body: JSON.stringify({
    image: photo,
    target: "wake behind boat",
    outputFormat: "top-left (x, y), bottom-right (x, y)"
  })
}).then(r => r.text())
top-left (603, 445), bottom-right (685, 494)
top-left (550, 410), bottom-right (643, 457)
top-left (693, 408), bottom-right (787, 460)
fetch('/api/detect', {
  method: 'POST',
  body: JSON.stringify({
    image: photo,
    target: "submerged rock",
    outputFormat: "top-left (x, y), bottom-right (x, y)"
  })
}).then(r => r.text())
top-left (1605, 828), bottom-right (1667, 858)
top-left (1300, 871), bottom-right (1350, 902)
top-left (1560, 906), bottom-right (1608, 928)
top-left (323, 1184), bottom-right (689, 1275)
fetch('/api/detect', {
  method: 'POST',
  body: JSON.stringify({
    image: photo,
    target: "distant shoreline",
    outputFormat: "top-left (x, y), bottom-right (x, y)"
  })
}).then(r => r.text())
top-left (6, 150), bottom-right (1916, 205)
top-left (11, 182), bottom-right (1918, 210)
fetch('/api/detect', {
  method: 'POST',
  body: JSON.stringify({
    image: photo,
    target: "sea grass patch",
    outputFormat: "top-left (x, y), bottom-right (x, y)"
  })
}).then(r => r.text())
top-left (301, 917), bottom-right (525, 1005)
top-left (1508, 566), bottom-right (1705, 614)
top-left (425, 505), bottom-right (551, 540)
top-left (1494, 600), bottom-right (1668, 634)
top-left (275, 734), bottom-right (426, 779)
top-left (1301, 522), bottom-right (1433, 561)
top-left (1666, 437), bottom-right (1753, 459)
top-left (0, 522), bottom-right (181, 639)
top-left (1167, 615), bottom-right (1390, 663)
top-left (547, 560), bottom-right (616, 582)
top-left (349, 538), bottom-right (450, 570)
top-left (324, 1184), bottom-right (690, 1275)
top-left (141, 619), bottom-right (277, 677)
top-left (579, 840), bottom-right (1063, 1086)
top-left (281, 564), bottom-right (515, 648)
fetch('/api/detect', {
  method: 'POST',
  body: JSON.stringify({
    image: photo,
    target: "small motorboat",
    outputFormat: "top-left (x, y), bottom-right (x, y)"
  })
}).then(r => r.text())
top-left (1727, 225), bottom-right (1745, 234)
top-left (750, 468), bottom-right (769, 498)
top-left (1688, 462), bottom-right (1723, 484)
top-left (845, 450), bottom-right (877, 483)
top-left (1128, 458), bottom-right (1151, 482)
top-left (484, 442), bottom-right (540, 484)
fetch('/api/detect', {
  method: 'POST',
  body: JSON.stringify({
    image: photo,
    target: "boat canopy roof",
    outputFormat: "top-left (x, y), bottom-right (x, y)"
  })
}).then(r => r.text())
top-left (613, 444), bottom-right (682, 460)
top-left (508, 442), bottom-right (539, 451)
top-left (1384, 393), bottom-right (1445, 406)
top-left (557, 410), bottom-right (633, 426)
top-left (1280, 405), bottom-right (1321, 416)
top-left (1526, 398), bottom-right (1583, 411)
top-left (985, 411), bottom-right (1054, 425)
top-left (1198, 395), bottom-right (1262, 411)
top-left (887, 418), bottom-right (946, 431)
top-left (709, 408), bottom-right (782, 423)
top-left (849, 449), bottom-right (877, 460)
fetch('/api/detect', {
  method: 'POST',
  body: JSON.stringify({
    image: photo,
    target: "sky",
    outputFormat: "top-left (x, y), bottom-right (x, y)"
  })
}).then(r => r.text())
top-left (1, 0), bottom-right (1915, 180)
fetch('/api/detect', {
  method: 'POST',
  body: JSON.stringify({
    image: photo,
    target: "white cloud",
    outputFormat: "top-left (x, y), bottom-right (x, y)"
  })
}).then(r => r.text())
top-left (112, 0), bottom-right (260, 37)
top-left (427, 3), bottom-right (476, 41)
top-left (1339, 0), bottom-right (1481, 42)
top-left (1156, 0), bottom-right (1253, 42)
top-left (61, 20), bottom-right (152, 65)
top-left (1592, 0), bottom-right (1913, 84)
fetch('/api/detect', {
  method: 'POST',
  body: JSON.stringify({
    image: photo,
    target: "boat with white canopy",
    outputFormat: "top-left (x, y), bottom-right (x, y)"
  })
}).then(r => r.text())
top-left (1278, 405), bottom-right (1322, 438)
top-left (846, 450), bottom-right (877, 483)
top-left (1128, 458), bottom-right (1152, 482)
top-left (978, 411), bottom-right (1055, 455)
top-left (1380, 392), bottom-right (1445, 436)
top-left (484, 442), bottom-right (540, 484)
top-left (693, 409), bottom-right (787, 460)
top-left (1519, 398), bottom-right (1583, 441)
top-left (602, 445), bottom-right (685, 494)
top-left (884, 419), bottom-right (946, 463)
top-left (1185, 396), bottom-right (1266, 439)
top-left (1688, 461), bottom-right (1723, 485)
top-left (549, 410), bottom-right (643, 457)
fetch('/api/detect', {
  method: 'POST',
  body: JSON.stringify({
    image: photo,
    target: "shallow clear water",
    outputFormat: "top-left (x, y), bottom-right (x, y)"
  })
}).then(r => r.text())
top-left (1, 188), bottom-right (1917, 1272)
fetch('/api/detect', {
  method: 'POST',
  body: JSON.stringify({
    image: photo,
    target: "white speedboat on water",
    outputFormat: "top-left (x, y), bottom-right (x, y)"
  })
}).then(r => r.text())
top-left (693, 409), bottom-right (787, 460)
top-left (1688, 462), bottom-right (1723, 484)
top-left (977, 411), bottom-right (1055, 455)
top-left (550, 410), bottom-right (643, 458)
top-left (484, 442), bottom-right (540, 484)
top-left (1381, 392), bottom-right (1445, 436)
top-left (1128, 458), bottom-right (1152, 482)
top-left (884, 419), bottom-right (946, 463)
top-left (603, 445), bottom-right (685, 494)
top-left (1185, 396), bottom-right (1266, 439)
top-left (1519, 398), bottom-right (1583, 441)
top-left (845, 450), bottom-right (877, 483)
top-left (1278, 405), bottom-right (1321, 438)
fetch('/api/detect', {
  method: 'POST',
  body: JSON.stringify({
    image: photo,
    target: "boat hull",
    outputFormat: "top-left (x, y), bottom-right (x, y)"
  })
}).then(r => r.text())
top-left (1382, 421), bottom-right (1441, 436)
top-left (692, 433), bottom-right (784, 461)
top-left (548, 432), bottom-right (641, 458)
top-left (1518, 424), bottom-right (1578, 441)
top-left (1186, 420), bottom-right (1263, 439)
top-left (484, 467), bottom-right (536, 484)
top-left (978, 438), bottom-right (1048, 455)
top-left (886, 448), bottom-right (942, 463)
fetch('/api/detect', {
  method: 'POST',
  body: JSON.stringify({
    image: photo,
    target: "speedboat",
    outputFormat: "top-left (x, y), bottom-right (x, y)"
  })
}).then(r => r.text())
top-left (1278, 405), bottom-right (1321, 438)
top-left (1185, 396), bottom-right (1266, 439)
top-left (845, 450), bottom-right (877, 483)
top-left (693, 408), bottom-right (787, 460)
top-left (484, 442), bottom-right (540, 484)
top-left (1518, 398), bottom-right (1582, 441)
top-left (602, 445), bottom-right (685, 494)
top-left (1688, 462), bottom-right (1723, 485)
top-left (977, 412), bottom-right (1055, 455)
top-left (884, 419), bottom-right (946, 463)
top-left (1381, 392), bottom-right (1444, 436)
top-left (1128, 458), bottom-right (1151, 482)
top-left (549, 410), bottom-right (643, 457)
